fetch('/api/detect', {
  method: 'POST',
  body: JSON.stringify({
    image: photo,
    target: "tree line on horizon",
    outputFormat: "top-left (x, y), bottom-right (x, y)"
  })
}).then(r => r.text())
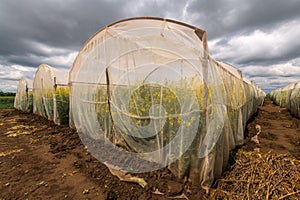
top-left (0, 90), bottom-right (16, 96)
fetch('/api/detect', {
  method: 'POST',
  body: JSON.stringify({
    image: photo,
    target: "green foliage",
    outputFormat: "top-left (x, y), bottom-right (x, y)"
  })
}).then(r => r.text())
top-left (0, 90), bottom-right (16, 96)
top-left (280, 90), bottom-right (288, 107)
top-left (56, 87), bottom-right (70, 124)
top-left (45, 90), bottom-right (54, 120)
top-left (28, 92), bottom-right (33, 112)
top-left (95, 86), bottom-right (110, 135)
top-left (128, 83), bottom-right (182, 145)
top-left (0, 96), bottom-right (15, 109)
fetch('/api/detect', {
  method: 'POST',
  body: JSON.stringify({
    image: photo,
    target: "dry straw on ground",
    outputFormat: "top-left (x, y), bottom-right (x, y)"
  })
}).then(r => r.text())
top-left (211, 150), bottom-right (300, 199)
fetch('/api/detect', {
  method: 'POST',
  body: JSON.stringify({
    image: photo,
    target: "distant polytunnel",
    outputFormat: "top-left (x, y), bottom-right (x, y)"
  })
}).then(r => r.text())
top-left (270, 81), bottom-right (300, 118)
top-left (33, 64), bottom-right (69, 124)
top-left (14, 77), bottom-right (33, 112)
top-left (69, 17), bottom-right (265, 189)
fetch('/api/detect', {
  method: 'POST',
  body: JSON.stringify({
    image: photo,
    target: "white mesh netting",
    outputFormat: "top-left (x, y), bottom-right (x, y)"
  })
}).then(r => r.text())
top-left (14, 77), bottom-right (33, 112)
top-left (270, 81), bottom-right (300, 118)
top-left (69, 17), bottom-right (266, 189)
top-left (33, 64), bottom-right (69, 125)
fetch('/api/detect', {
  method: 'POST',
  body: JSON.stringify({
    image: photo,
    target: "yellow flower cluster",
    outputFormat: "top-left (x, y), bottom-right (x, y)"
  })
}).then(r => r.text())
top-left (95, 79), bottom-right (206, 147)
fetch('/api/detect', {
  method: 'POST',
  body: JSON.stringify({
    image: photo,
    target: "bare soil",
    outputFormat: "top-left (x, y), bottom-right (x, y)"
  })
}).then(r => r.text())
top-left (245, 99), bottom-right (300, 159)
top-left (0, 99), bottom-right (299, 199)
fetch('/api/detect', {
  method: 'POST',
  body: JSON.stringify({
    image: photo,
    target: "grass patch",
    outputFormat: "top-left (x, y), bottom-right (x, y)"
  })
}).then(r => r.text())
top-left (0, 96), bottom-right (15, 109)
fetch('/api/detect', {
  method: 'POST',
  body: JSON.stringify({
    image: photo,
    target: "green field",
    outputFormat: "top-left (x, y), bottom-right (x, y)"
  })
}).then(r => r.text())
top-left (0, 96), bottom-right (15, 109)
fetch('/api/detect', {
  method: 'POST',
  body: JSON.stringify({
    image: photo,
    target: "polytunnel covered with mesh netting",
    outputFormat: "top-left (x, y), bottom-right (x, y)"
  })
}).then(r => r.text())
top-left (33, 64), bottom-right (69, 124)
top-left (69, 17), bottom-right (265, 189)
top-left (14, 77), bottom-right (33, 112)
top-left (270, 81), bottom-right (300, 118)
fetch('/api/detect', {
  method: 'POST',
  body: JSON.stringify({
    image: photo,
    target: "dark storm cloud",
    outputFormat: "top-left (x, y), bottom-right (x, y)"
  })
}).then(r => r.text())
top-left (0, 0), bottom-right (131, 84)
top-left (124, 0), bottom-right (187, 18)
top-left (0, 0), bottom-right (186, 69)
top-left (0, 0), bottom-right (300, 92)
top-left (186, 0), bottom-right (300, 39)
top-left (0, 0), bottom-right (124, 52)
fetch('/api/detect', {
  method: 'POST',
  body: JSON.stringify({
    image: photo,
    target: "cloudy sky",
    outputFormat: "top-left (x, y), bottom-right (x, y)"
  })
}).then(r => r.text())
top-left (0, 0), bottom-right (300, 93)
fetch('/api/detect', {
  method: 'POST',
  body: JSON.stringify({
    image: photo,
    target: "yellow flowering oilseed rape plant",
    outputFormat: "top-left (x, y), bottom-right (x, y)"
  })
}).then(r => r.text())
top-left (69, 17), bottom-right (266, 190)
top-left (55, 87), bottom-right (70, 124)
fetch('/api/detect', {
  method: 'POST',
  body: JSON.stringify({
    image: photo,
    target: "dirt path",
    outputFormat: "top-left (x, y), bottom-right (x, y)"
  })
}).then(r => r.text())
top-left (0, 99), bottom-right (299, 199)
top-left (246, 99), bottom-right (300, 159)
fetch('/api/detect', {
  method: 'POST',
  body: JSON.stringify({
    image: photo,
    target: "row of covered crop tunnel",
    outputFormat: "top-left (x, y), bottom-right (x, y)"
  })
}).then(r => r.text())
top-left (14, 64), bottom-right (69, 125)
top-left (270, 81), bottom-right (300, 118)
top-left (13, 17), bottom-right (295, 190)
